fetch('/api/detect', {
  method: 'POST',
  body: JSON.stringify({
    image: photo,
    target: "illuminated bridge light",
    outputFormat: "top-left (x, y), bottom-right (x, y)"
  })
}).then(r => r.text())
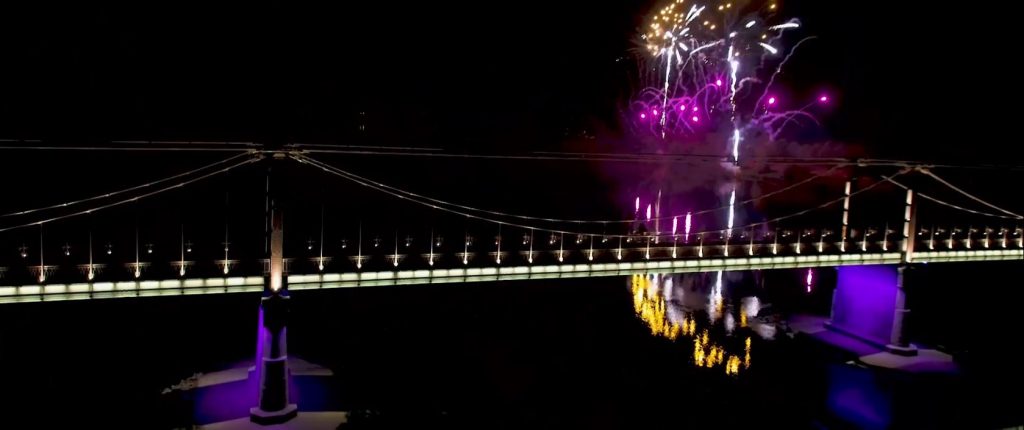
top-left (1, 247), bottom-right (1020, 303)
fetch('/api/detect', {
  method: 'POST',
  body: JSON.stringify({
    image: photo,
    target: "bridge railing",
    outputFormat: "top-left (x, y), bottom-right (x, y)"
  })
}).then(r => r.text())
top-left (1, 246), bottom-right (1020, 303)
top-left (0, 225), bottom-right (1021, 285)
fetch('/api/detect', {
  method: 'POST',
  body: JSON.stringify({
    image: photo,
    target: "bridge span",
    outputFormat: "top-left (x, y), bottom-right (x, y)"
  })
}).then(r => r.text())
top-left (2, 248), bottom-right (1018, 304)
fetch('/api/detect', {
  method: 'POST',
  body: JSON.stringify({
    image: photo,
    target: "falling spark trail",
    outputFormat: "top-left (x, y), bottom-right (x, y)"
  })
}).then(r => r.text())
top-left (684, 212), bottom-right (692, 242)
top-left (770, 21), bottom-right (800, 30)
top-left (732, 129), bottom-right (740, 163)
top-left (758, 43), bottom-right (778, 54)
top-left (661, 44), bottom-right (675, 139)
top-left (755, 36), bottom-right (818, 110)
top-left (727, 187), bottom-right (736, 238)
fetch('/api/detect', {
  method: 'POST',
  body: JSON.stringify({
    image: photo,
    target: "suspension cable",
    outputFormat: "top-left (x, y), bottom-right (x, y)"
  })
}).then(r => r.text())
top-left (1, 152), bottom-right (256, 218)
top-left (299, 153), bottom-right (848, 225)
top-left (295, 153), bottom-right (906, 240)
top-left (0, 156), bottom-right (259, 233)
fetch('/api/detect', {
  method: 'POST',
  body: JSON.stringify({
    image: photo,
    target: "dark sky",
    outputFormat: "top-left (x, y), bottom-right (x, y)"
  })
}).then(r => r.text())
top-left (0, 1), bottom-right (1015, 159)
top-left (0, 8), bottom-right (1020, 424)
top-left (0, 2), bottom-right (634, 148)
top-left (0, 1), bottom-right (1019, 276)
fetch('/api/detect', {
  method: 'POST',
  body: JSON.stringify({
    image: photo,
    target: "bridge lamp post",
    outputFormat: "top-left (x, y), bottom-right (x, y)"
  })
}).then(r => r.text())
top-left (882, 223), bottom-right (889, 252)
top-left (671, 216), bottom-right (678, 259)
top-left (132, 226), bottom-right (141, 279)
top-left (392, 232), bottom-right (401, 268)
top-left (495, 229), bottom-right (502, 265)
top-left (558, 233), bottom-right (565, 262)
top-left (317, 206), bottom-right (326, 272)
top-left (527, 229), bottom-right (534, 264)
top-left (355, 223), bottom-right (363, 269)
top-left (428, 230), bottom-right (436, 267)
top-left (37, 227), bottom-right (46, 283)
top-left (87, 231), bottom-right (95, 281)
top-left (222, 240), bottom-right (232, 274)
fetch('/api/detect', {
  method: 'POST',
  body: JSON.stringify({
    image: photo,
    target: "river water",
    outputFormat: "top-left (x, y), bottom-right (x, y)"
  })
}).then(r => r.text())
top-left (0, 262), bottom-right (1020, 428)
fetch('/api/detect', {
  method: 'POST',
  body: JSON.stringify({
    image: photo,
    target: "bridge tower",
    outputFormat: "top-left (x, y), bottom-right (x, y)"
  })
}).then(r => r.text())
top-left (887, 189), bottom-right (918, 355)
top-left (250, 151), bottom-right (299, 423)
top-left (827, 188), bottom-right (919, 356)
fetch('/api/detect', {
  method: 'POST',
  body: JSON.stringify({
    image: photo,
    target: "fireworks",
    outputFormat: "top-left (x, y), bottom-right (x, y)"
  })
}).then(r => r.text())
top-left (631, 274), bottom-right (752, 375)
top-left (684, 212), bottom-right (692, 241)
top-left (632, 0), bottom-right (827, 153)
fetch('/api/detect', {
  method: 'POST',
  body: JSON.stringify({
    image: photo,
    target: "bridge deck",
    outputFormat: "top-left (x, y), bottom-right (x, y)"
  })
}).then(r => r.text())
top-left (0, 249), bottom-right (1019, 304)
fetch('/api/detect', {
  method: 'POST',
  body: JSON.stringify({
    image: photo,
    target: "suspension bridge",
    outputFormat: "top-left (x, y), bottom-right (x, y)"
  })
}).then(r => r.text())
top-left (0, 142), bottom-right (1020, 423)
top-left (0, 147), bottom-right (1020, 304)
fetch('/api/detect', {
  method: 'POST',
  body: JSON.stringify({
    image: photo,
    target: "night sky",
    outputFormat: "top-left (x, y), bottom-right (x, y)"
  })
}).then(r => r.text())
top-left (0, 1), bottom-right (1015, 158)
top-left (0, 1), bottom-right (1018, 273)
top-left (0, 5), bottom-right (1020, 426)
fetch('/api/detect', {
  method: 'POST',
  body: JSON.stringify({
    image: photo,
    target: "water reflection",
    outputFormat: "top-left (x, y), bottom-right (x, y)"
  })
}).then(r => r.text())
top-left (631, 273), bottom-right (772, 376)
